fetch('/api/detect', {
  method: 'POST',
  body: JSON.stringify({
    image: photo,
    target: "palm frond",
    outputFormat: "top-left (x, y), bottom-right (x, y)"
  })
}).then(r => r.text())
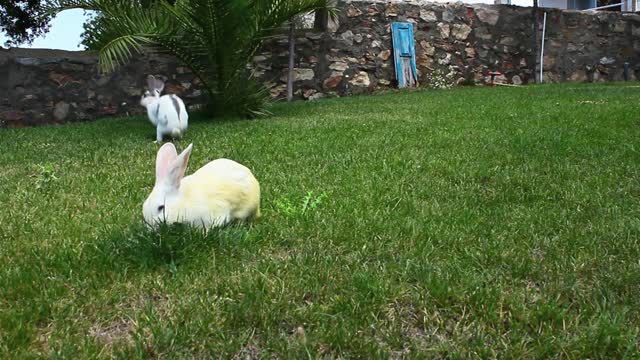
top-left (45, 0), bottom-right (337, 117)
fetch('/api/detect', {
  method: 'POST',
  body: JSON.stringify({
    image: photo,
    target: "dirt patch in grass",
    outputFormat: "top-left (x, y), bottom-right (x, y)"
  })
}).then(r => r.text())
top-left (34, 322), bottom-right (54, 356)
top-left (87, 293), bottom-right (171, 350)
top-left (232, 338), bottom-right (264, 360)
top-left (379, 296), bottom-right (477, 357)
top-left (89, 317), bottom-right (135, 347)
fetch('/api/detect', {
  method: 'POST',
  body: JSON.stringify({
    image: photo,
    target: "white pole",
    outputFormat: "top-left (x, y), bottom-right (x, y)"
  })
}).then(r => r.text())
top-left (540, 12), bottom-right (547, 83)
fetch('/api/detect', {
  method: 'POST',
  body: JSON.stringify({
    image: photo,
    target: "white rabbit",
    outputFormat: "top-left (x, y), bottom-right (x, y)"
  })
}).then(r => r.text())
top-left (143, 143), bottom-right (261, 229)
top-left (140, 75), bottom-right (189, 143)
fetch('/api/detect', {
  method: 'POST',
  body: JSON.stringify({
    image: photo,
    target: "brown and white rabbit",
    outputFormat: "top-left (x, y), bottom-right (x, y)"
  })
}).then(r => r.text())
top-left (140, 75), bottom-right (188, 143)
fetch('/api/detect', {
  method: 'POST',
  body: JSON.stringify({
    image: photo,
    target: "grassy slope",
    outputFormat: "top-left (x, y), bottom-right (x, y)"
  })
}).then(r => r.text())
top-left (0, 83), bottom-right (639, 358)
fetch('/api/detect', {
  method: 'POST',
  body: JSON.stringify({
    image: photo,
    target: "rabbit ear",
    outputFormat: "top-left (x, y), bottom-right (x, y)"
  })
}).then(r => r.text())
top-left (147, 75), bottom-right (157, 91)
top-left (158, 143), bottom-right (192, 188)
top-left (154, 76), bottom-right (165, 93)
top-left (155, 142), bottom-right (178, 183)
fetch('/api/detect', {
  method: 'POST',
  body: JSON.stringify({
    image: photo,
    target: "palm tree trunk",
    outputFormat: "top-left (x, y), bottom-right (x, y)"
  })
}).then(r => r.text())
top-left (287, 20), bottom-right (295, 102)
top-left (314, 9), bottom-right (327, 30)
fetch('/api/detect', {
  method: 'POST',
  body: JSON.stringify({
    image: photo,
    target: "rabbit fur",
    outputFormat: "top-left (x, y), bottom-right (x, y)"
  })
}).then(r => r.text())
top-left (143, 143), bottom-right (261, 229)
top-left (140, 75), bottom-right (188, 143)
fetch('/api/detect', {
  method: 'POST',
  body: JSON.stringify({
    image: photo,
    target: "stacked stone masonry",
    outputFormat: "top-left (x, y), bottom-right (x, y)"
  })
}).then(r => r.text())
top-left (1, 1), bottom-right (639, 127)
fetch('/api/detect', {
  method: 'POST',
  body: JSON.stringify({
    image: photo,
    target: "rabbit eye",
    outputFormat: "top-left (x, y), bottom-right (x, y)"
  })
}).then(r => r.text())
top-left (157, 205), bottom-right (165, 213)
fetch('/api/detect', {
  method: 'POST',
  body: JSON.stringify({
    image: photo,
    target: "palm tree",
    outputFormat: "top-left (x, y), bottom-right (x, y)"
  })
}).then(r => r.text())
top-left (46, 0), bottom-right (333, 117)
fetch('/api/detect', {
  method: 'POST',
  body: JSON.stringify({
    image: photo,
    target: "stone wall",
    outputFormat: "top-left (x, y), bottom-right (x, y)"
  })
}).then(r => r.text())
top-left (0, 48), bottom-right (205, 127)
top-left (1, 1), bottom-right (639, 127)
top-left (256, 1), bottom-right (640, 100)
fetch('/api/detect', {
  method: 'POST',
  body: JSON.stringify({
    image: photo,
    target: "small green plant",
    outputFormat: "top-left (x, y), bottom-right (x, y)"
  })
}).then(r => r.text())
top-left (32, 164), bottom-right (58, 190)
top-left (275, 191), bottom-right (327, 218)
top-left (274, 197), bottom-right (296, 217)
top-left (301, 190), bottom-right (327, 215)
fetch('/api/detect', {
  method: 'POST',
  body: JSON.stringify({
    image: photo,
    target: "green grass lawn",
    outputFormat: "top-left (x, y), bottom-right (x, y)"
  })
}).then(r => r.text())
top-left (1, 83), bottom-right (639, 358)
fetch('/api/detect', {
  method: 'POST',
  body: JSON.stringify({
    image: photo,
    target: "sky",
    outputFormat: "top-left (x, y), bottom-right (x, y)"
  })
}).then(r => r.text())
top-left (0, 2), bottom-right (534, 50)
top-left (0, 9), bottom-right (89, 50)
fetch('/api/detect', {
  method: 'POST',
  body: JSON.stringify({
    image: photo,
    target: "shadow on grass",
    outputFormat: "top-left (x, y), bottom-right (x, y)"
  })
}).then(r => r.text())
top-left (92, 222), bottom-right (252, 272)
top-left (186, 110), bottom-right (270, 125)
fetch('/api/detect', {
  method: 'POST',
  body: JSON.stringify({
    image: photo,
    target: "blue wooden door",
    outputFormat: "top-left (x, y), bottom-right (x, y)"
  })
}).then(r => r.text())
top-left (391, 22), bottom-right (418, 88)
